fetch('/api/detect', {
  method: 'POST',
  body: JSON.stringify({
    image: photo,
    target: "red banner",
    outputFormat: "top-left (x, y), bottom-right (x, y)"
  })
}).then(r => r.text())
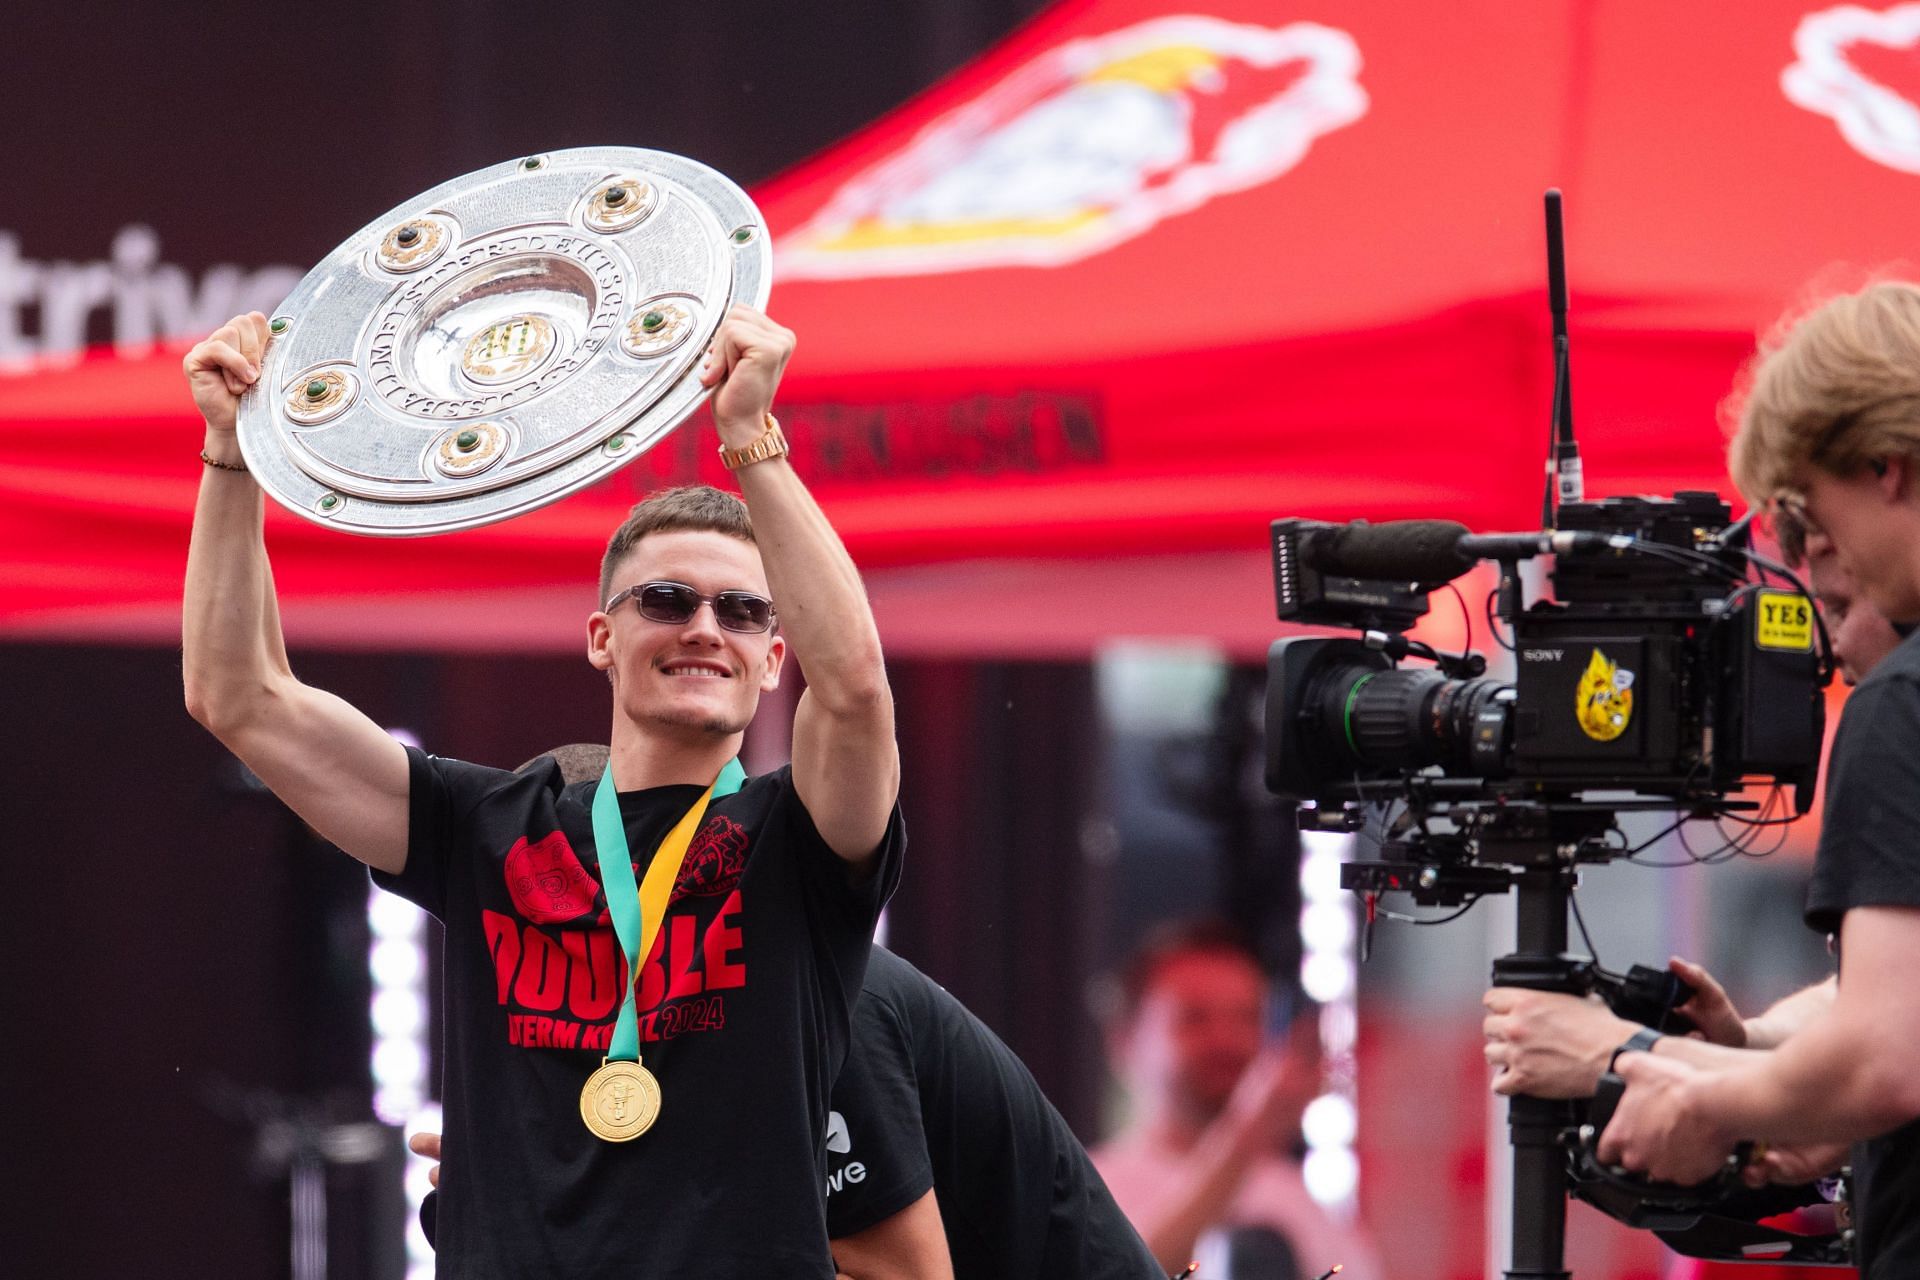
top-left (6, 0), bottom-right (1918, 651)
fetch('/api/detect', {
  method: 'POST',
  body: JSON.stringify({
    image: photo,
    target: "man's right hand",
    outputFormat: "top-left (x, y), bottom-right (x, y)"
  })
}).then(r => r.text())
top-left (1741, 1139), bottom-right (1849, 1189)
top-left (1668, 956), bottom-right (1748, 1047)
top-left (183, 311), bottom-right (268, 432)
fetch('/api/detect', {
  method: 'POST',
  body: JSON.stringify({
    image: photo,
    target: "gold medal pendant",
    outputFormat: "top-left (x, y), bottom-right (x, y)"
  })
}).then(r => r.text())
top-left (580, 1058), bottom-right (663, 1142)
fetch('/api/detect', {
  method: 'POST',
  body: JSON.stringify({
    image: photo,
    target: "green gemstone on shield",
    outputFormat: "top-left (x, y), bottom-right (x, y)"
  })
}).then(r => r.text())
top-left (640, 310), bottom-right (666, 333)
top-left (604, 187), bottom-right (628, 206)
top-left (456, 430), bottom-right (481, 451)
top-left (731, 227), bottom-right (752, 243)
top-left (269, 317), bottom-right (288, 334)
top-left (305, 380), bottom-right (328, 400)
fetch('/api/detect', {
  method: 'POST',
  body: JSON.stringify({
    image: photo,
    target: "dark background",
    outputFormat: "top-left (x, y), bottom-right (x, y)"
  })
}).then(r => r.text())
top-left (4, 0), bottom-right (1053, 299)
top-left (2, 4), bottom-right (1304, 1273)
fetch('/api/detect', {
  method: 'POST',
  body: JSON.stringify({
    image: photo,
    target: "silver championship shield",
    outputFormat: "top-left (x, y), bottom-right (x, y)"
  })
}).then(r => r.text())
top-left (235, 147), bottom-right (772, 535)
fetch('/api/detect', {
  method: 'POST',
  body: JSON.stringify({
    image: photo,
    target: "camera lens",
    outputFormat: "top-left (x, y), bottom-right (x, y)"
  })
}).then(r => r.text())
top-left (1316, 666), bottom-right (1512, 778)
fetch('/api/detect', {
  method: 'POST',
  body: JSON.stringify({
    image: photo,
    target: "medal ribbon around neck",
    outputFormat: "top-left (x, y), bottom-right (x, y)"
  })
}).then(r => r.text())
top-left (581, 756), bottom-right (746, 1140)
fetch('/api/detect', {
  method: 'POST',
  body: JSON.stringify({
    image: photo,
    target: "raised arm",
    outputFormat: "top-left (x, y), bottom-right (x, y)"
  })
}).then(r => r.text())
top-left (181, 312), bottom-right (410, 873)
top-left (700, 305), bottom-right (898, 865)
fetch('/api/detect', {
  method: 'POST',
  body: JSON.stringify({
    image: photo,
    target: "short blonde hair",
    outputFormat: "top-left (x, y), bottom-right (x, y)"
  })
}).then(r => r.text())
top-left (1728, 280), bottom-right (1920, 507)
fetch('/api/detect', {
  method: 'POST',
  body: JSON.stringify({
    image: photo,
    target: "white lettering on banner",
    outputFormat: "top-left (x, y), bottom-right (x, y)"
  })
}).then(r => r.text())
top-left (0, 226), bottom-right (301, 370)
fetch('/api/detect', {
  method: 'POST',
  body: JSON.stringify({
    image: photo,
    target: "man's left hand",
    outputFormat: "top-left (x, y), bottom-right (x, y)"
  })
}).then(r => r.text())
top-left (409, 1130), bottom-right (442, 1187)
top-left (1483, 987), bottom-right (1637, 1099)
top-left (1595, 1052), bottom-right (1739, 1185)
top-left (701, 304), bottom-right (796, 442)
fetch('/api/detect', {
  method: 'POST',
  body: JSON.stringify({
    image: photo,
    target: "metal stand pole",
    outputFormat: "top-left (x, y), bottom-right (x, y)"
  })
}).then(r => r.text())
top-left (1501, 863), bottom-right (1576, 1280)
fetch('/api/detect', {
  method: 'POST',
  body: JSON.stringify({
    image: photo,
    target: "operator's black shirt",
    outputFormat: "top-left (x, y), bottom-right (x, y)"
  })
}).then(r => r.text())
top-left (826, 947), bottom-right (1162, 1280)
top-left (1805, 628), bottom-right (1920, 1276)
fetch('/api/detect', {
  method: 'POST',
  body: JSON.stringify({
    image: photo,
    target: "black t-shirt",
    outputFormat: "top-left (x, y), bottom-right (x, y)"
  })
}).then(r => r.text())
top-left (376, 747), bottom-right (902, 1279)
top-left (1805, 628), bottom-right (1920, 1276)
top-left (826, 947), bottom-right (1162, 1280)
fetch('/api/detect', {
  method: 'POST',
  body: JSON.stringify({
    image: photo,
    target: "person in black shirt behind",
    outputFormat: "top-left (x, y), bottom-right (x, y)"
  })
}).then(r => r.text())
top-left (822, 945), bottom-right (1163, 1280)
top-left (1588, 280), bottom-right (1920, 1277)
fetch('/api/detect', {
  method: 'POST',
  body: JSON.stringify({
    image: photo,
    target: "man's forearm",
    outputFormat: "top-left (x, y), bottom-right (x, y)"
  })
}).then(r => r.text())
top-left (1742, 977), bottom-right (1836, 1050)
top-left (1650, 1036), bottom-right (1770, 1074)
top-left (733, 457), bottom-right (887, 706)
top-left (182, 430), bottom-right (293, 733)
top-left (1701, 1001), bottom-right (1920, 1146)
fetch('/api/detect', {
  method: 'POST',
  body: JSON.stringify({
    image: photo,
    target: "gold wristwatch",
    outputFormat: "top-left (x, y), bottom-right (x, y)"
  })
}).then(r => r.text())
top-left (717, 413), bottom-right (789, 471)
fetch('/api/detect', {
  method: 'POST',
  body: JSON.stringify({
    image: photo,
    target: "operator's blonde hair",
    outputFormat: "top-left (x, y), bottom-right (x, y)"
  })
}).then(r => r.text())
top-left (1728, 279), bottom-right (1920, 507)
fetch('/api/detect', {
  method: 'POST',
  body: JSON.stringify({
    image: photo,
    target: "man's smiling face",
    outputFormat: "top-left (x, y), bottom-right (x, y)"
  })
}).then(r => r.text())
top-left (590, 529), bottom-right (784, 739)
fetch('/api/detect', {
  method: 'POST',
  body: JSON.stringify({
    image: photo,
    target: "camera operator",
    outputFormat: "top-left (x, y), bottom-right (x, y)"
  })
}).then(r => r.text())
top-left (1488, 281), bottom-right (1920, 1277)
top-left (1481, 529), bottom-right (1902, 1104)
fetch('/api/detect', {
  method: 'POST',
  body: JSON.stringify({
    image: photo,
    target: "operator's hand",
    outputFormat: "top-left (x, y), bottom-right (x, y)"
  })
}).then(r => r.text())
top-left (1596, 1052), bottom-right (1738, 1185)
top-left (409, 1130), bottom-right (443, 1188)
top-left (183, 311), bottom-right (270, 433)
top-left (1482, 988), bottom-right (1636, 1099)
top-left (700, 304), bottom-right (796, 445)
top-left (1668, 956), bottom-right (1746, 1047)
top-left (1741, 1139), bottom-right (1848, 1189)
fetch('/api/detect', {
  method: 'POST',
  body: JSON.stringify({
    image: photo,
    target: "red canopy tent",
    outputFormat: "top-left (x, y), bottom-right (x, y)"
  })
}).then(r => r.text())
top-left (5, 0), bottom-right (1917, 655)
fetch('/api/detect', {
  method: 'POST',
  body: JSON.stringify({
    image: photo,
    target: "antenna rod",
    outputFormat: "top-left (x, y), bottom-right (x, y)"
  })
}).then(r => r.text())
top-left (1543, 190), bottom-right (1582, 527)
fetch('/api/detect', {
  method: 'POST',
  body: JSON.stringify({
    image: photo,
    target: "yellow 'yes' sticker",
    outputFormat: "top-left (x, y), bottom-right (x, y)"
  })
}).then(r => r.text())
top-left (1755, 590), bottom-right (1814, 652)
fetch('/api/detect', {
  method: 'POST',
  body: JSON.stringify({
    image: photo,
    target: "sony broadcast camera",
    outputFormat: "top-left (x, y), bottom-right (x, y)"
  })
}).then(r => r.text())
top-left (1260, 493), bottom-right (1849, 1265)
top-left (1263, 490), bottom-right (1828, 814)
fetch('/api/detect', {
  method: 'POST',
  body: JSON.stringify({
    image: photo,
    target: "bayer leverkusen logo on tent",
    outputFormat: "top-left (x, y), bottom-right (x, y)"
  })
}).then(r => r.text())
top-left (1785, 2), bottom-right (1920, 172)
top-left (777, 16), bottom-right (1368, 279)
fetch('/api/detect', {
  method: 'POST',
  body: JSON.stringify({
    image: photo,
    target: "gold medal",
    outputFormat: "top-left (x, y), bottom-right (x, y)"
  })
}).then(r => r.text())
top-left (579, 1058), bottom-right (662, 1142)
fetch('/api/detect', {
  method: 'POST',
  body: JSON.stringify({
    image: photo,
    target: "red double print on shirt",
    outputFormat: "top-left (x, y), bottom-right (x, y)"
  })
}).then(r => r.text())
top-left (485, 817), bottom-right (750, 1052)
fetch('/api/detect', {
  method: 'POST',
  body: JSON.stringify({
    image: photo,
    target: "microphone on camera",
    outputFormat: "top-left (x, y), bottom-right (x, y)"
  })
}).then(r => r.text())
top-left (1301, 520), bottom-right (1478, 586)
top-left (1456, 530), bottom-right (1602, 560)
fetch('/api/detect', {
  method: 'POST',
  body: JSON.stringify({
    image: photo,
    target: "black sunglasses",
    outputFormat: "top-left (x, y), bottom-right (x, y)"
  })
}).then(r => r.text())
top-left (606, 581), bottom-right (776, 633)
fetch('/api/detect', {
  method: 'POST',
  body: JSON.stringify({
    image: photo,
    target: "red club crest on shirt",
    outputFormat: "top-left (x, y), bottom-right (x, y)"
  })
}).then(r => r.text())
top-left (671, 815), bottom-right (749, 902)
top-left (504, 831), bottom-right (600, 923)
